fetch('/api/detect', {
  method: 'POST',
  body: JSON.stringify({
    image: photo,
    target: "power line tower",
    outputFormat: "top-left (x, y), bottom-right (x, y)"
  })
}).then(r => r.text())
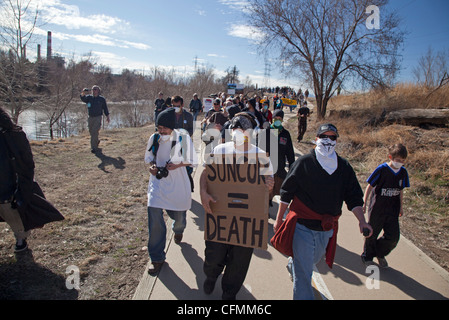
top-left (263, 56), bottom-right (272, 89)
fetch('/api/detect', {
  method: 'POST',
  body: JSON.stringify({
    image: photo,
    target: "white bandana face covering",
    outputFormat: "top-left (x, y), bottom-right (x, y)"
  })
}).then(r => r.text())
top-left (315, 138), bottom-right (338, 175)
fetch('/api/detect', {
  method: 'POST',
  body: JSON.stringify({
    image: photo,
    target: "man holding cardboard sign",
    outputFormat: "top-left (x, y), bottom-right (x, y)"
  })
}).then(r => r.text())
top-left (200, 112), bottom-right (274, 300)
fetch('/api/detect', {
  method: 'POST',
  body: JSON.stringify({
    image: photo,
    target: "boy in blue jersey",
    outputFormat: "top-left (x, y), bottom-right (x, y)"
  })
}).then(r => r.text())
top-left (361, 144), bottom-right (410, 268)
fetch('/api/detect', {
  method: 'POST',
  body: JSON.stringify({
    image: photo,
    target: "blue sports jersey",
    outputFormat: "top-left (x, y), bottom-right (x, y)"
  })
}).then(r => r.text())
top-left (366, 163), bottom-right (410, 217)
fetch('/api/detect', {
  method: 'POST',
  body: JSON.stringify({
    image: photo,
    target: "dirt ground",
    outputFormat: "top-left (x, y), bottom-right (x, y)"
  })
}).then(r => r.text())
top-left (0, 106), bottom-right (447, 300)
top-left (0, 126), bottom-right (152, 300)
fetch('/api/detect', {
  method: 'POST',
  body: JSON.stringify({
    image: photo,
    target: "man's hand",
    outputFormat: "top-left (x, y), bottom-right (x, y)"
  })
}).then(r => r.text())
top-left (149, 163), bottom-right (158, 176)
top-left (265, 176), bottom-right (274, 192)
top-left (200, 190), bottom-right (216, 214)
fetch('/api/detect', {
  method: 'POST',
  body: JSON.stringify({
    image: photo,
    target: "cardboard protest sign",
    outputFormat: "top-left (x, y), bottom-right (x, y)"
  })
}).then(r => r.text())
top-left (203, 98), bottom-right (214, 113)
top-left (204, 153), bottom-right (270, 250)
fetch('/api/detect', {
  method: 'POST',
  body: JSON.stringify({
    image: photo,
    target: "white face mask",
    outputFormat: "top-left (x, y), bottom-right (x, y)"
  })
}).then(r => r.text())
top-left (174, 107), bottom-right (181, 113)
top-left (316, 138), bottom-right (336, 157)
top-left (391, 161), bottom-right (403, 169)
top-left (232, 130), bottom-right (248, 146)
top-left (160, 134), bottom-right (171, 142)
top-left (315, 138), bottom-right (338, 174)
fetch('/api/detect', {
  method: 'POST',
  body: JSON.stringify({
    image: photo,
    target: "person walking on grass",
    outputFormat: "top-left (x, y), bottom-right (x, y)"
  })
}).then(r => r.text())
top-left (0, 108), bottom-right (63, 253)
top-left (361, 143), bottom-right (410, 268)
top-left (80, 85), bottom-right (110, 153)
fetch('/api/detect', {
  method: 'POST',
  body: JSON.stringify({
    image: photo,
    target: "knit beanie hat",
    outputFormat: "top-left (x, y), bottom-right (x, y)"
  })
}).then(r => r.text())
top-left (272, 109), bottom-right (284, 119)
top-left (156, 108), bottom-right (176, 130)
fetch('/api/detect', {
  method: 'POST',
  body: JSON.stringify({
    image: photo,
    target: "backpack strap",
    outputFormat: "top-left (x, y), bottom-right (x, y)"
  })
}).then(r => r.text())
top-left (150, 134), bottom-right (160, 156)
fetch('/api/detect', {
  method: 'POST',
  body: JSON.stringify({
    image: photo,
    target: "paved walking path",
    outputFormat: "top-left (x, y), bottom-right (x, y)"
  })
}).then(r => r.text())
top-left (133, 106), bottom-right (449, 301)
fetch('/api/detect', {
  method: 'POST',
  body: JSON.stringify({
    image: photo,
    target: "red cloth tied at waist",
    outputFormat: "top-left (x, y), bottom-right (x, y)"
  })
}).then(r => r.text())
top-left (270, 197), bottom-right (341, 268)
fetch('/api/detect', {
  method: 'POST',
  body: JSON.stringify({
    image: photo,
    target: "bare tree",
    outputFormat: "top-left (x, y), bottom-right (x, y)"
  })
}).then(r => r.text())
top-left (245, 0), bottom-right (405, 119)
top-left (413, 47), bottom-right (449, 90)
top-left (0, 0), bottom-right (39, 123)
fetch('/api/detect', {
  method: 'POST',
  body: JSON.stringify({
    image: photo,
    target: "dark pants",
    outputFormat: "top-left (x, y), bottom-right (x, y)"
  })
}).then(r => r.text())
top-left (363, 212), bottom-right (400, 260)
top-left (203, 241), bottom-right (254, 299)
top-left (297, 119), bottom-right (307, 141)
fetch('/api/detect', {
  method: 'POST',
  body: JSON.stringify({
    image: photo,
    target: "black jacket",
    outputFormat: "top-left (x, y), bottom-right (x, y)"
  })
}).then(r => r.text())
top-left (280, 149), bottom-right (363, 229)
top-left (80, 94), bottom-right (109, 117)
top-left (0, 129), bottom-right (64, 231)
top-left (262, 127), bottom-right (295, 179)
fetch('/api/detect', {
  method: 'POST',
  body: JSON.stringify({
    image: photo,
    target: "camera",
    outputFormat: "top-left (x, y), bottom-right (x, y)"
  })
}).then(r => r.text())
top-left (156, 166), bottom-right (169, 180)
top-left (83, 88), bottom-right (90, 92)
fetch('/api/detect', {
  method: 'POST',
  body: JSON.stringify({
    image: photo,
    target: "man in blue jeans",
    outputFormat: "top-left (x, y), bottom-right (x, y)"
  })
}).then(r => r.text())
top-left (273, 124), bottom-right (372, 299)
top-left (144, 110), bottom-right (197, 275)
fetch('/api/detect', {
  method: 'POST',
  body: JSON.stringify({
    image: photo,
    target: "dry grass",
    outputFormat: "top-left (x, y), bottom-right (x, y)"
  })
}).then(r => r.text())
top-left (329, 82), bottom-right (449, 114)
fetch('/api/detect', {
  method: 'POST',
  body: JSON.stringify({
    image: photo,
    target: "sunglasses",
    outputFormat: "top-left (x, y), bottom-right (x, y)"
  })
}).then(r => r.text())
top-left (319, 134), bottom-right (337, 141)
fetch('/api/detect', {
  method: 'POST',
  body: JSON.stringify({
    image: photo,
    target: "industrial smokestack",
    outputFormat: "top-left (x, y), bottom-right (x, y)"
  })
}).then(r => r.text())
top-left (47, 31), bottom-right (52, 60)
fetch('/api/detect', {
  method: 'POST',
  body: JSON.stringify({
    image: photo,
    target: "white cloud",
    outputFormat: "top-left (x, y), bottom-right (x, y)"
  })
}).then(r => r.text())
top-left (227, 24), bottom-right (264, 42)
top-left (207, 53), bottom-right (227, 58)
top-left (218, 0), bottom-right (250, 12)
top-left (35, 28), bottom-right (151, 50)
top-left (36, 0), bottom-right (127, 33)
top-left (11, 0), bottom-right (148, 51)
top-left (196, 9), bottom-right (207, 16)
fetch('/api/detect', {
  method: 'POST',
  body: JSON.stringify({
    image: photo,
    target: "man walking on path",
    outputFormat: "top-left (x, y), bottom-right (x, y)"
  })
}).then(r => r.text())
top-left (170, 96), bottom-right (194, 137)
top-left (272, 123), bottom-right (372, 300)
top-left (144, 110), bottom-right (197, 275)
top-left (297, 101), bottom-right (310, 142)
top-left (200, 112), bottom-right (274, 300)
top-left (189, 93), bottom-right (203, 121)
top-left (80, 85), bottom-right (110, 153)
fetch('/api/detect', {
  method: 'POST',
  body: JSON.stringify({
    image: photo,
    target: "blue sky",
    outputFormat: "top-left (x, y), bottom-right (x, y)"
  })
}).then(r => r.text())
top-left (3, 0), bottom-right (449, 91)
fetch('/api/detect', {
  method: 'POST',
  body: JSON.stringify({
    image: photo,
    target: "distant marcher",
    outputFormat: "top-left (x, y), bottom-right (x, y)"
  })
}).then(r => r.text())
top-left (264, 110), bottom-right (295, 206)
top-left (297, 101), bottom-right (310, 142)
top-left (144, 110), bottom-right (197, 275)
top-left (202, 99), bottom-right (222, 131)
top-left (170, 96), bottom-right (194, 137)
top-left (200, 113), bottom-right (274, 300)
top-left (0, 108), bottom-right (64, 253)
top-left (274, 96), bottom-right (283, 110)
top-left (261, 100), bottom-right (273, 124)
top-left (242, 98), bottom-right (269, 129)
top-left (189, 93), bottom-right (203, 121)
top-left (80, 85), bottom-right (110, 153)
top-left (299, 92), bottom-right (305, 108)
top-left (361, 144), bottom-right (410, 268)
top-left (304, 89), bottom-right (309, 100)
top-left (154, 92), bottom-right (166, 125)
top-left (272, 123), bottom-right (372, 300)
